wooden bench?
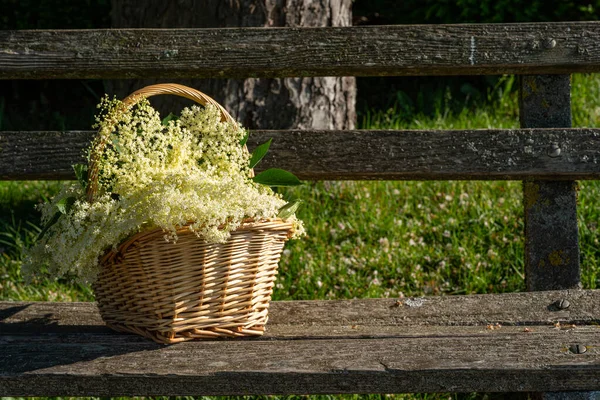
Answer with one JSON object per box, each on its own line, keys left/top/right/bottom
{"left": 1, "top": 23, "right": 600, "bottom": 398}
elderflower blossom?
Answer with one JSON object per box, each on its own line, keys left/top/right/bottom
{"left": 23, "top": 97, "right": 303, "bottom": 284}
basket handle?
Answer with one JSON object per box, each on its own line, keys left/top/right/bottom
{"left": 86, "top": 83, "right": 240, "bottom": 203}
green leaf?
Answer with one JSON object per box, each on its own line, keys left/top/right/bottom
{"left": 252, "top": 168, "right": 302, "bottom": 187}
{"left": 161, "top": 113, "right": 178, "bottom": 125}
{"left": 277, "top": 200, "right": 303, "bottom": 219}
{"left": 240, "top": 130, "right": 250, "bottom": 146}
{"left": 56, "top": 197, "right": 76, "bottom": 215}
{"left": 111, "top": 135, "right": 123, "bottom": 154}
{"left": 72, "top": 164, "right": 88, "bottom": 189}
{"left": 37, "top": 212, "right": 61, "bottom": 240}
{"left": 249, "top": 138, "right": 272, "bottom": 169}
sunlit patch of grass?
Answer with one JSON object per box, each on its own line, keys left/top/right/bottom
{"left": 275, "top": 180, "right": 524, "bottom": 301}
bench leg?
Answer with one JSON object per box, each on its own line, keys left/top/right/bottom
{"left": 520, "top": 75, "right": 580, "bottom": 291}
{"left": 519, "top": 75, "right": 597, "bottom": 399}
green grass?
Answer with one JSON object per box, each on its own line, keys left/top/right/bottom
{"left": 0, "top": 181, "right": 94, "bottom": 301}
{"left": 2, "top": 74, "right": 600, "bottom": 400}
{"left": 275, "top": 179, "right": 525, "bottom": 300}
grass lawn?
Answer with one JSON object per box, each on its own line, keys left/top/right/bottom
{"left": 1, "top": 74, "right": 599, "bottom": 400}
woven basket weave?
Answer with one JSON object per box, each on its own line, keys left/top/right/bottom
{"left": 90, "top": 84, "right": 294, "bottom": 344}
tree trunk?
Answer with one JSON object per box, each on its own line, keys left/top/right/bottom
{"left": 107, "top": 0, "right": 356, "bottom": 130}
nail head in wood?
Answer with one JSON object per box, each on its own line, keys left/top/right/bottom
{"left": 544, "top": 38, "right": 557, "bottom": 49}
{"left": 555, "top": 299, "right": 570, "bottom": 310}
{"left": 569, "top": 344, "right": 587, "bottom": 354}
{"left": 547, "top": 143, "right": 562, "bottom": 158}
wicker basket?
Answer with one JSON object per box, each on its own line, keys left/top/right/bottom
{"left": 89, "top": 84, "right": 294, "bottom": 344}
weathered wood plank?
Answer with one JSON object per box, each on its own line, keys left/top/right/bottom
{"left": 520, "top": 75, "right": 581, "bottom": 291}
{"left": 1, "top": 330, "right": 599, "bottom": 396}
{"left": 2, "top": 23, "right": 600, "bottom": 79}
{"left": 1, "top": 290, "right": 600, "bottom": 396}
{"left": 3, "top": 289, "right": 599, "bottom": 331}
{"left": 3, "top": 128, "right": 600, "bottom": 181}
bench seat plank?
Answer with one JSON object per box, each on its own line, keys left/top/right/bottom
{"left": 3, "top": 129, "right": 600, "bottom": 181}
{"left": 1, "top": 290, "right": 599, "bottom": 396}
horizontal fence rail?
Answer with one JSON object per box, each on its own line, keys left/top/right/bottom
{"left": 1, "top": 290, "right": 599, "bottom": 396}
{"left": 2, "top": 23, "right": 600, "bottom": 79}
{"left": 2, "top": 129, "right": 600, "bottom": 180}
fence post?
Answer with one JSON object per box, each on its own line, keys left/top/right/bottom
{"left": 520, "top": 75, "right": 581, "bottom": 291}
{"left": 520, "top": 75, "right": 594, "bottom": 400}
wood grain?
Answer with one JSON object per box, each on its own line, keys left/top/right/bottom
{"left": 2, "top": 23, "right": 600, "bottom": 79}
{"left": 3, "top": 289, "right": 600, "bottom": 330}
{"left": 1, "top": 290, "right": 599, "bottom": 395}
{"left": 3, "top": 128, "right": 600, "bottom": 181}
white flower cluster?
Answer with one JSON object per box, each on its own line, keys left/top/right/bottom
{"left": 23, "top": 97, "right": 303, "bottom": 284}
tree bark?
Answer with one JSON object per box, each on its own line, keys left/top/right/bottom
{"left": 107, "top": 0, "right": 356, "bottom": 130}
